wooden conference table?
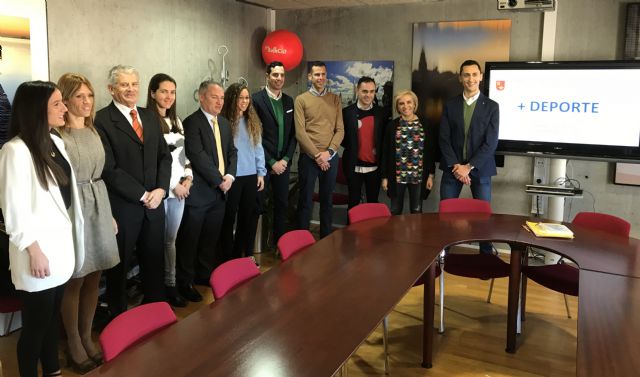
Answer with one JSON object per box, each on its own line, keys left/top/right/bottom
{"left": 87, "top": 213, "right": 640, "bottom": 377}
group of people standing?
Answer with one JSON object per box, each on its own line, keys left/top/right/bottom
{"left": 0, "top": 57, "right": 498, "bottom": 377}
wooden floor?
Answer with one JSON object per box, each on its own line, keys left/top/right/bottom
{"left": 0, "top": 250, "right": 577, "bottom": 377}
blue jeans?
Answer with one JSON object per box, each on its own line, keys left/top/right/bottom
{"left": 296, "top": 154, "right": 339, "bottom": 238}
{"left": 440, "top": 170, "right": 493, "bottom": 253}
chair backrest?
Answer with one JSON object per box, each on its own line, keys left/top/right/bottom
{"left": 278, "top": 230, "right": 316, "bottom": 262}
{"left": 210, "top": 257, "right": 261, "bottom": 300}
{"left": 572, "top": 212, "right": 631, "bottom": 237}
{"left": 100, "top": 302, "right": 176, "bottom": 362}
{"left": 348, "top": 203, "right": 392, "bottom": 224}
{"left": 439, "top": 198, "right": 492, "bottom": 214}
{"left": 336, "top": 158, "right": 347, "bottom": 185}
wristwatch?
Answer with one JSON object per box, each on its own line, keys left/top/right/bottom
{"left": 327, "top": 148, "right": 336, "bottom": 157}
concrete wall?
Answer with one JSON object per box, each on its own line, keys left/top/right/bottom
{"left": 46, "top": 0, "right": 269, "bottom": 119}
{"left": 277, "top": 0, "right": 640, "bottom": 236}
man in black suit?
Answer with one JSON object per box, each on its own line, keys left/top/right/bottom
{"left": 251, "top": 61, "right": 296, "bottom": 244}
{"left": 95, "top": 65, "right": 172, "bottom": 315}
{"left": 341, "top": 76, "right": 386, "bottom": 209}
{"left": 175, "top": 80, "right": 237, "bottom": 302}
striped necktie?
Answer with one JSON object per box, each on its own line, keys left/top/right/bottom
{"left": 130, "top": 109, "right": 143, "bottom": 142}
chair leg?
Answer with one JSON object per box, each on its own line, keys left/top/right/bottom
{"left": 563, "top": 294, "right": 572, "bottom": 319}
{"left": 382, "top": 316, "right": 389, "bottom": 374}
{"left": 487, "top": 278, "right": 495, "bottom": 303}
{"left": 439, "top": 271, "right": 445, "bottom": 334}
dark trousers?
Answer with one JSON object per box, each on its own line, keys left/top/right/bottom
{"left": 390, "top": 182, "right": 422, "bottom": 215}
{"left": 221, "top": 175, "right": 258, "bottom": 260}
{"left": 17, "top": 285, "right": 65, "bottom": 377}
{"left": 106, "top": 206, "right": 166, "bottom": 315}
{"left": 254, "top": 167, "right": 291, "bottom": 244}
{"left": 347, "top": 169, "right": 381, "bottom": 209}
{"left": 296, "top": 154, "right": 339, "bottom": 238}
{"left": 176, "top": 196, "right": 225, "bottom": 285}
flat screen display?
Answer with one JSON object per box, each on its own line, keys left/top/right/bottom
{"left": 484, "top": 61, "right": 640, "bottom": 161}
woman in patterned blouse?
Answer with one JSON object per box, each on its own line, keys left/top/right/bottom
{"left": 381, "top": 90, "right": 436, "bottom": 215}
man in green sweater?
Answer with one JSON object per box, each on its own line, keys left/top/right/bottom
{"left": 294, "top": 61, "right": 345, "bottom": 238}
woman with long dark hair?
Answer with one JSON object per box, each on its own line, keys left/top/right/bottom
{"left": 146, "top": 73, "right": 191, "bottom": 307}
{"left": 0, "top": 81, "right": 85, "bottom": 377}
{"left": 220, "top": 83, "right": 266, "bottom": 261}
{"left": 57, "top": 73, "right": 119, "bottom": 373}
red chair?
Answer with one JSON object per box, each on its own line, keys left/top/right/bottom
{"left": 210, "top": 257, "right": 261, "bottom": 300}
{"left": 347, "top": 203, "right": 391, "bottom": 224}
{"left": 523, "top": 212, "right": 630, "bottom": 318}
{"left": 0, "top": 295, "right": 21, "bottom": 336}
{"left": 277, "top": 230, "right": 316, "bottom": 262}
{"left": 439, "top": 198, "right": 510, "bottom": 332}
{"left": 100, "top": 302, "right": 177, "bottom": 362}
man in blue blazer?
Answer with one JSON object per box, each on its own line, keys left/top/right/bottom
{"left": 251, "top": 61, "right": 296, "bottom": 245}
{"left": 95, "top": 65, "right": 172, "bottom": 315}
{"left": 439, "top": 59, "right": 499, "bottom": 203}
{"left": 175, "top": 80, "right": 237, "bottom": 302}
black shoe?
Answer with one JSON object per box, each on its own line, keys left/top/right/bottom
{"left": 166, "top": 285, "right": 187, "bottom": 307}
{"left": 178, "top": 283, "right": 203, "bottom": 302}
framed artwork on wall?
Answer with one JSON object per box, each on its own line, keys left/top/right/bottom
{"left": 614, "top": 163, "right": 640, "bottom": 186}
{"left": 411, "top": 20, "right": 511, "bottom": 162}
{"left": 306, "top": 60, "right": 394, "bottom": 121}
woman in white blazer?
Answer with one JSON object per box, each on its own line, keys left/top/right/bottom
{"left": 0, "top": 81, "right": 84, "bottom": 377}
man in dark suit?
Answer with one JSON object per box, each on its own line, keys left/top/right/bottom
{"left": 251, "top": 61, "right": 296, "bottom": 244}
{"left": 175, "top": 80, "right": 237, "bottom": 302}
{"left": 341, "top": 76, "right": 386, "bottom": 209}
{"left": 95, "top": 65, "right": 172, "bottom": 315}
{"left": 439, "top": 59, "right": 499, "bottom": 253}
{"left": 439, "top": 59, "right": 499, "bottom": 201}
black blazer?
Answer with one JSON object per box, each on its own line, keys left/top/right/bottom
{"left": 95, "top": 102, "right": 171, "bottom": 219}
{"left": 252, "top": 89, "right": 296, "bottom": 170}
{"left": 182, "top": 109, "right": 237, "bottom": 207}
{"left": 439, "top": 93, "right": 499, "bottom": 178}
{"left": 381, "top": 116, "right": 436, "bottom": 200}
{"left": 341, "top": 103, "right": 386, "bottom": 178}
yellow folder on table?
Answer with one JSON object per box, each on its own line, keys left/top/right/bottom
{"left": 525, "top": 221, "right": 574, "bottom": 239}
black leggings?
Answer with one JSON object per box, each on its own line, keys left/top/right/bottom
{"left": 390, "top": 183, "right": 422, "bottom": 215}
{"left": 18, "top": 284, "right": 65, "bottom": 377}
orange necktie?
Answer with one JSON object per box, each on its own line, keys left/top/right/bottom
{"left": 130, "top": 109, "right": 144, "bottom": 142}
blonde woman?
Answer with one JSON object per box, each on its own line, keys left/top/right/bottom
{"left": 57, "top": 73, "right": 119, "bottom": 372}
{"left": 381, "top": 90, "right": 436, "bottom": 215}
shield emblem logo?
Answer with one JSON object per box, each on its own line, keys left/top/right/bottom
{"left": 496, "top": 80, "right": 505, "bottom": 91}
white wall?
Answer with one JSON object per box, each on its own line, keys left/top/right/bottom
{"left": 46, "top": 0, "right": 270, "bottom": 119}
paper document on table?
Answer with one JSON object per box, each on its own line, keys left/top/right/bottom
{"left": 525, "top": 221, "right": 574, "bottom": 239}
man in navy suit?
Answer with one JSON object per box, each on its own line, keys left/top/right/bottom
{"left": 95, "top": 65, "right": 172, "bottom": 315}
{"left": 175, "top": 80, "right": 237, "bottom": 302}
{"left": 439, "top": 59, "right": 499, "bottom": 203}
{"left": 251, "top": 61, "right": 296, "bottom": 245}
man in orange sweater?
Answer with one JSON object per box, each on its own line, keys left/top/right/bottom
{"left": 294, "top": 61, "right": 344, "bottom": 238}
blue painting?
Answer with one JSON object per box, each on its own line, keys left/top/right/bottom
{"left": 308, "top": 60, "right": 394, "bottom": 118}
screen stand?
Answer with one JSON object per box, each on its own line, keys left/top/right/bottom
{"left": 545, "top": 158, "right": 566, "bottom": 263}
